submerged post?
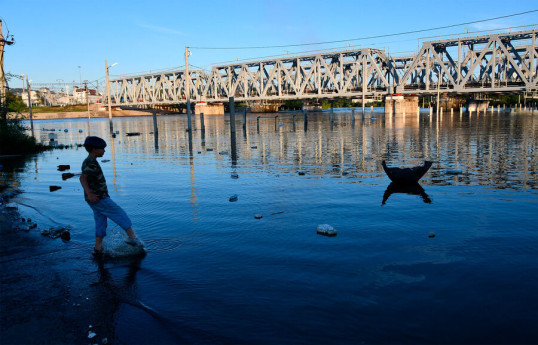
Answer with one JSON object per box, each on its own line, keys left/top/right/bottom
{"left": 152, "top": 110, "right": 159, "bottom": 149}
{"left": 229, "top": 97, "right": 236, "bottom": 133}
{"left": 152, "top": 110, "right": 158, "bottom": 135}
{"left": 330, "top": 106, "right": 334, "bottom": 130}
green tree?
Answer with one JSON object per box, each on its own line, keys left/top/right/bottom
{"left": 6, "top": 92, "right": 27, "bottom": 113}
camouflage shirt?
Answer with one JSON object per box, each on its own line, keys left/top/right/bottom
{"left": 81, "top": 156, "right": 109, "bottom": 202}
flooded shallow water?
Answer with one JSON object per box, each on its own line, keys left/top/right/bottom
{"left": 4, "top": 109, "right": 538, "bottom": 344}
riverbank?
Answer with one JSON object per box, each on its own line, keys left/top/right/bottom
{"left": 0, "top": 187, "right": 118, "bottom": 344}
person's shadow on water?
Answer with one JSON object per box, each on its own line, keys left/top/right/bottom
{"left": 381, "top": 182, "right": 432, "bottom": 206}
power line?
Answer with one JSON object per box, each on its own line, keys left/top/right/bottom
{"left": 190, "top": 10, "right": 538, "bottom": 50}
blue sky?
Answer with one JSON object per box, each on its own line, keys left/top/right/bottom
{"left": 2, "top": 0, "right": 537, "bottom": 88}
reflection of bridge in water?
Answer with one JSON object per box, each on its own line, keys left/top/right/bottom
{"left": 106, "top": 26, "right": 537, "bottom": 109}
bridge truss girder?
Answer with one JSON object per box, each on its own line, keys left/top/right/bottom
{"left": 396, "top": 29, "right": 537, "bottom": 94}
{"left": 202, "top": 48, "right": 392, "bottom": 103}
{"left": 106, "top": 70, "right": 207, "bottom": 107}
{"left": 106, "top": 28, "right": 537, "bottom": 107}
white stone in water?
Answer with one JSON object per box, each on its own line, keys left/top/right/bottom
{"left": 317, "top": 224, "right": 337, "bottom": 237}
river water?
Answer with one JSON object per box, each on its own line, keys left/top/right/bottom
{"left": 4, "top": 109, "right": 538, "bottom": 344}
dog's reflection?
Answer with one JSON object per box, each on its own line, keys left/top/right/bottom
{"left": 382, "top": 182, "right": 432, "bottom": 205}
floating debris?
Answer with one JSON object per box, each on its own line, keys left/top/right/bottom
{"left": 298, "top": 171, "right": 306, "bottom": 176}
{"left": 446, "top": 169, "right": 462, "bottom": 175}
{"left": 428, "top": 233, "right": 436, "bottom": 238}
{"left": 231, "top": 173, "right": 239, "bottom": 179}
{"left": 49, "top": 186, "right": 62, "bottom": 192}
{"left": 229, "top": 194, "right": 238, "bottom": 202}
{"left": 57, "top": 165, "right": 70, "bottom": 171}
{"left": 317, "top": 224, "right": 337, "bottom": 237}
{"left": 197, "top": 151, "right": 202, "bottom": 154}
{"left": 251, "top": 146, "right": 258, "bottom": 149}
{"left": 41, "top": 226, "right": 71, "bottom": 240}
{"left": 101, "top": 159, "right": 110, "bottom": 163}
{"left": 254, "top": 214, "right": 263, "bottom": 219}
{"left": 206, "top": 148, "right": 213, "bottom": 152}
{"left": 62, "top": 173, "right": 75, "bottom": 180}
{"left": 126, "top": 132, "right": 141, "bottom": 136}
{"left": 88, "top": 331, "right": 96, "bottom": 339}
{"left": 79, "top": 129, "right": 83, "bottom": 133}
{"left": 219, "top": 150, "right": 229, "bottom": 155}
{"left": 64, "top": 129, "right": 68, "bottom": 132}
{"left": 5, "top": 203, "right": 17, "bottom": 210}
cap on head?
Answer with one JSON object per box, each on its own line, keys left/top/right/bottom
{"left": 83, "top": 136, "right": 107, "bottom": 150}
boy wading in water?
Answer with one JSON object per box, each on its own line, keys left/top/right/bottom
{"left": 80, "top": 136, "right": 142, "bottom": 256}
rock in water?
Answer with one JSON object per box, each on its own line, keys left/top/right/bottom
{"left": 317, "top": 224, "right": 337, "bottom": 237}
{"left": 62, "top": 173, "right": 75, "bottom": 180}
{"left": 41, "top": 226, "right": 71, "bottom": 239}
{"left": 49, "top": 186, "right": 62, "bottom": 192}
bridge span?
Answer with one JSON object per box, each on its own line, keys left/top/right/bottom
{"left": 105, "top": 26, "right": 537, "bottom": 108}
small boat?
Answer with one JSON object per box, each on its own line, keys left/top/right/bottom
{"left": 126, "top": 132, "right": 141, "bottom": 136}
{"left": 382, "top": 160, "right": 433, "bottom": 184}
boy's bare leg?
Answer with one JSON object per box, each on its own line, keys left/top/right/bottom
{"left": 95, "top": 237, "right": 104, "bottom": 251}
{"left": 125, "top": 227, "right": 137, "bottom": 239}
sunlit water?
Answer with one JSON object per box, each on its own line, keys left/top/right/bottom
{"left": 3, "top": 109, "right": 537, "bottom": 344}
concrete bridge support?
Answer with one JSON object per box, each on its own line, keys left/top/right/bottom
{"left": 385, "top": 95, "right": 419, "bottom": 115}
{"left": 195, "top": 102, "right": 224, "bottom": 115}
{"left": 248, "top": 100, "right": 282, "bottom": 113}
{"left": 466, "top": 100, "right": 490, "bottom": 112}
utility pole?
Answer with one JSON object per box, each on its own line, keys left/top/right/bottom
{"left": 26, "top": 76, "right": 34, "bottom": 137}
{"left": 185, "top": 46, "right": 192, "bottom": 133}
{"left": 85, "top": 81, "right": 90, "bottom": 120}
{"left": 105, "top": 60, "right": 114, "bottom": 133}
{"left": 0, "top": 19, "right": 6, "bottom": 123}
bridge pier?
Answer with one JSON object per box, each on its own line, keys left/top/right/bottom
{"left": 466, "top": 99, "right": 489, "bottom": 112}
{"left": 195, "top": 102, "right": 224, "bottom": 115}
{"left": 385, "top": 95, "right": 419, "bottom": 115}
{"left": 249, "top": 101, "right": 281, "bottom": 113}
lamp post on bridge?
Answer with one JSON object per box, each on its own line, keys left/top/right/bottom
{"left": 105, "top": 60, "right": 118, "bottom": 134}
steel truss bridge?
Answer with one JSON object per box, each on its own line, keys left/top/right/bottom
{"left": 106, "top": 26, "right": 537, "bottom": 107}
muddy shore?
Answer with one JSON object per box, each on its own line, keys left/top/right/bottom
{"left": 0, "top": 187, "right": 129, "bottom": 344}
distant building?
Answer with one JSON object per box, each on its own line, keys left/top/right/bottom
{"left": 73, "top": 87, "right": 100, "bottom": 104}
{"left": 21, "top": 90, "right": 41, "bottom": 106}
